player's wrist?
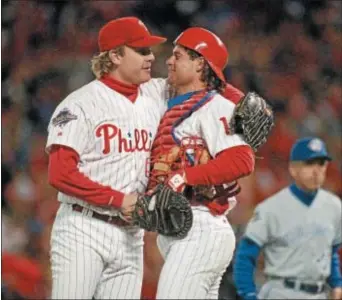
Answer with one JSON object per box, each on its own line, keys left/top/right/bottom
{"left": 108, "top": 191, "right": 125, "bottom": 208}
{"left": 166, "top": 170, "right": 187, "bottom": 193}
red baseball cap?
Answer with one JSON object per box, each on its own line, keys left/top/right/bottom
{"left": 98, "top": 17, "right": 167, "bottom": 51}
{"left": 174, "top": 27, "right": 229, "bottom": 82}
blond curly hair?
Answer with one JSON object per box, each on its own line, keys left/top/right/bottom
{"left": 91, "top": 47, "right": 124, "bottom": 79}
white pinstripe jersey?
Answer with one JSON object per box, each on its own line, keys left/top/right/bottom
{"left": 46, "top": 78, "right": 168, "bottom": 216}
{"left": 173, "top": 92, "right": 250, "bottom": 213}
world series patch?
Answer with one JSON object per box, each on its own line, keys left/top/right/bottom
{"left": 52, "top": 108, "right": 77, "bottom": 128}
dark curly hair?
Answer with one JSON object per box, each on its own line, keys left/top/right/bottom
{"left": 184, "top": 46, "right": 226, "bottom": 93}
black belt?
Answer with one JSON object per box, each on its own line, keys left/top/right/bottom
{"left": 284, "top": 278, "right": 326, "bottom": 294}
{"left": 72, "top": 204, "right": 130, "bottom": 227}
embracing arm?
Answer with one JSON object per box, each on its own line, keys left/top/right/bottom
{"left": 48, "top": 145, "right": 125, "bottom": 208}
{"left": 183, "top": 84, "right": 254, "bottom": 186}
{"left": 184, "top": 144, "right": 254, "bottom": 186}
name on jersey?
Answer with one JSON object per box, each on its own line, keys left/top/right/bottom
{"left": 95, "top": 123, "right": 152, "bottom": 154}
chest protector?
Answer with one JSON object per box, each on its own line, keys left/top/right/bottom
{"left": 151, "top": 91, "right": 208, "bottom": 162}
{"left": 148, "top": 90, "right": 237, "bottom": 215}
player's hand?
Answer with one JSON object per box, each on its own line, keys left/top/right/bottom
{"left": 165, "top": 170, "right": 187, "bottom": 193}
{"left": 332, "top": 287, "right": 342, "bottom": 300}
{"left": 120, "top": 193, "right": 138, "bottom": 221}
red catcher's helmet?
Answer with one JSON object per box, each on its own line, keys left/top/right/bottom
{"left": 174, "top": 27, "right": 229, "bottom": 82}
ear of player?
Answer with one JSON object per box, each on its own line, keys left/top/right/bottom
{"left": 230, "top": 92, "right": 275, "bottom": 152}
{"left": 131, "top": 184, "right": 193, "bottom": 238}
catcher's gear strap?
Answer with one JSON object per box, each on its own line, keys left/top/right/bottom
{"left": 230, "top": 92, "right": 274, "bottom": 152}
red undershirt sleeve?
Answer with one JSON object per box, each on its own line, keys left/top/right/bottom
{"left": 184, "top": 145, "right": 255, "bottom": 186}
{"left": 48, "top": 145, "right": 124, "bottom": 208}
{"left": 221, "top": 83, "right": 244, "bottom": 104}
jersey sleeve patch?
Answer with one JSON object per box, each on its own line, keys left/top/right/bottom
{"left": 52, "top": 108, "right": 78, "bottom": 128}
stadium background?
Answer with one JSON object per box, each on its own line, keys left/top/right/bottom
{"left": 1, "top": 0, "right": 341, "bottom": 299}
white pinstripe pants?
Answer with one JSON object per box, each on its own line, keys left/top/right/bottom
{"left": 50, "top": 203, "right": 144, "bottom": 299}
{"left": 156, "top": 208, "right": 236, "bottom": 299}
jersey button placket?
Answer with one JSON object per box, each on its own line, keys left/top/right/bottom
{"left": 131, "top": 106, "right": 139, "bottom": 190}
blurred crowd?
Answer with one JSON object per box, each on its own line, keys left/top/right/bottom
{"left": 1, "top": 0, "right": 341, "bottom": 299}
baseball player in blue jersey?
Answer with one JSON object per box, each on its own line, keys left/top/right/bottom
{"left": 233, "top": 137, "right": 342, "bottom": 300}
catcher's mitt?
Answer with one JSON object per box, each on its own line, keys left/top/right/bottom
{"left": 132, "top": 184, "right": 193, "bottom": 238}
{"left": 230, "top": 92, "right": 274, "bottom": 152}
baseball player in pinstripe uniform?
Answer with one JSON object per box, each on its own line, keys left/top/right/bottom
{"left": 47, "top": 16, "right": 271, "bottom": 299}
{"left": 46, "top": 17, "right": 169, "bottom": 299}
{"left": 145, "top": 27, "right": 268, "bottom": 300}
{"left": 233, "top": 137, "right": 342, "bottom": 300}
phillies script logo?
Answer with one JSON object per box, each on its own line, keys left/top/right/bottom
{"left": 96, "top": 124, "right": 153, "bottom": 154}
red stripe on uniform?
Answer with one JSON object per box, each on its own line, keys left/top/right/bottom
{"left": 222, "top": 83, "right": 244, "bottom": 104}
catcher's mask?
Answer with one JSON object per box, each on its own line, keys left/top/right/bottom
{"left": 178, "top": 136, "right": 207, "bottom": 167}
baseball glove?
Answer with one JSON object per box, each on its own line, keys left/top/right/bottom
{"left": 230, "top": 92, "right": 275, "bottom": 151}
{"left": 132, "top": 184, "right": 193, "bottom": 238}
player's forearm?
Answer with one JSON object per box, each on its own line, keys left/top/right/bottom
{"left": 184, "top": 145, "right": 254, "bottom": 186}
{"left": 327, "top": 244, "right": 342, "bottom": 288}
{"left": 48, "top": 146, "right": 124, "bottom": 208}
{"left": 233, "top": 237, "right": 261, "bottom": 300}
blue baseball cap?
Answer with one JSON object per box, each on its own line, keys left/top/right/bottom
{"left": 290, "top": 137, "right": 332, "bottom": 162}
